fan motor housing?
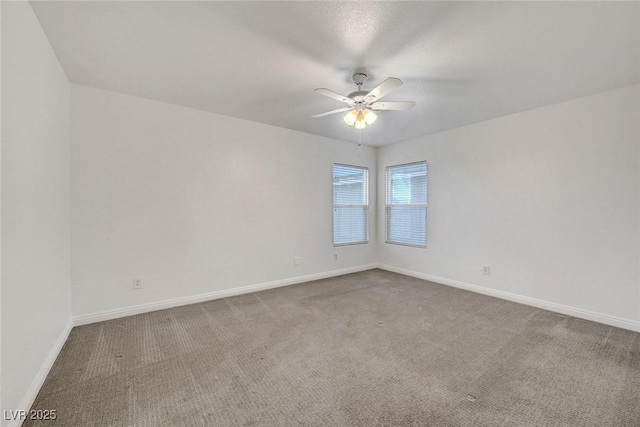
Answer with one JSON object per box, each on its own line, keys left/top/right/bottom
{"left": 348, "top": 90, "right": 370, "bottom": 103}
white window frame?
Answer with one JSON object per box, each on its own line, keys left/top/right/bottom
{"left": 332, "top": 163, "right": 369, "bottom": 247}
{"left": 385, "top": 161, "right": 428, "bottom": 248}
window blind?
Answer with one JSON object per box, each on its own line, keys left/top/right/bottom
{"left": 333, "top": 164, "right": 369, "bottom": 246}
{"left": 386, "top": 162, "right": 427, "bottom": 247}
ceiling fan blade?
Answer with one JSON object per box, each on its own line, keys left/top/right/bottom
{"left": 365, "top": 77, "right": 403, "bottom": 102}
{"left": 314, "top": 88, "right": 355, "bottom": 105}
{"left": 370, "top": 101, "right": 415, "bottom": 111}
{"left": 311, "top": 107, "right": 353, "bottom": 118}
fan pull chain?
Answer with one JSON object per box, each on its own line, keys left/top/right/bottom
{"left": 358, "top": 129, "right": 362, "bottom": 158}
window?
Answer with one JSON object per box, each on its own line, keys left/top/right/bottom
{"left": 386, "top": 162, "right": 427, "bottom": 247}
{"left": 333, "top": 164, "right": 369, "bottom": 246}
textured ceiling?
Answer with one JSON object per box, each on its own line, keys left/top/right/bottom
{"left": 31, "top": 1, "right": 640, "bottom": 147}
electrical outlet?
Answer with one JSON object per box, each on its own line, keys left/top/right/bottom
{"left": 334, "top": 253, "right": 338, "bottom": 261}
{"left": 482, "top": 265, "right": 491, "bottom": 275}
{"left": 133, "top": 278, "right": 143, "bottom": 289}
{"left": 293, "top": 257, "right": 301, "bottom": 266}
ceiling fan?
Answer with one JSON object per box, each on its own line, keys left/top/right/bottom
{"left": 312, "top": 73, "right": 415, "bottom": 129}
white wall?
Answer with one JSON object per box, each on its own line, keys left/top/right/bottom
{"left": 378, "top": 84, "right": 640, "bottom": 327}
{"left": 70, "top": 85, "right": 376, "bottom": 318}
{"left": 1, "top": 2, "right": 71, "bottom": 423}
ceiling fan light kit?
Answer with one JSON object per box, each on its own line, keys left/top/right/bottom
{"left": 312, "top": 73, "right": 415, "bottom": 130}
{"left": 344, "top": 109, "right": 377, "bottom": 128}
{"left": 344, "top": 109, "right": 358, "bottom": 126}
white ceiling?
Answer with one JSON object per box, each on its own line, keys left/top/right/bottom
{"left": 31, "top": 1, "right": 639, "bottom": 147}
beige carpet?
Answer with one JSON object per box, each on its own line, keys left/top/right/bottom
{"left": 26, "top": 269, "right": 640, "bottom": 426}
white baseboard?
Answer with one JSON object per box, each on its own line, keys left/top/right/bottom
{"left": 377, "top": 264, "right": 640, "bottom": 333}
{"left": 7, "top": 318, "right": 73, "bottom": 427}
{"left": 73, "top": 264, "right": 378, "bottom": 326}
